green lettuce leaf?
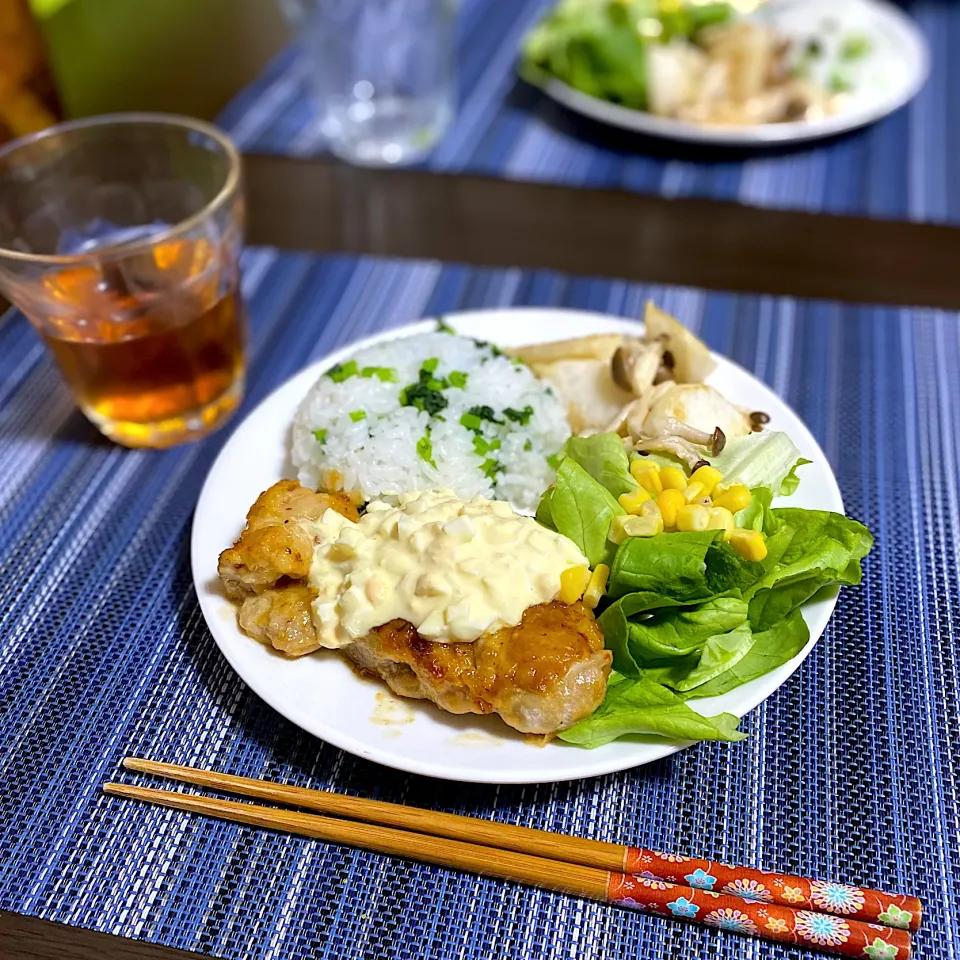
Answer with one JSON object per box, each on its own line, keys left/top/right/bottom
{"left": 602, "top": 596, "right": 748, "bottom": 668}
{"left": 562, "top": 433, "right": 638, "bottom": 499}
{"left": 558, "top": 676, "right": 745, "bottom": 748}
{"left": 535, "top": 486, "right": 557, "bottom": 530}
{"left": 746, "top": 508, "right": 873, "bottom": 630}
{"left": 709, "top": 431, "right": 808, "bottom": 497}
{"left": 633, "top": 654, "right": 701, "bottom": 689}
{"left": 597, "top": 596, "right": 643, "bottom": 676}
{"left": 549, "top": 457, "right": 623, "bottom": 567}
{"left": 683, "top": 607, "right": 810, "bottom": 699}
{"left": 780, "top": 458, "right": 813, "bottom": 496}
{"left": 671, "top": 621, "right": 756, "bottom": 691}
{"left": 608, "top": 530, "right": 764, "bottom": 603}
{"left": 602, "top": 598, "right": 755, "bottom": 692}
{"left": 734, "top": 485, "right": 773, "bottom": 530}
{"left": 659, "top": 1, "right": 733, "bottom": 40}
{"left": 521, "top": 0, "right": 655, "bottom": 109}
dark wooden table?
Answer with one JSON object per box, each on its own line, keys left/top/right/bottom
{"left": 3, "top": 151, "right": 957, "bottom": 960}
{"left": 240, "top": 154, "right": 960, "bottom": 309}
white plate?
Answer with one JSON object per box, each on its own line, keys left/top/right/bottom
{"left": 192, "top": 308, "right": 842, "bottom": 783}
{"left": 529, "top": 0, "right": 929, "bottom": 146}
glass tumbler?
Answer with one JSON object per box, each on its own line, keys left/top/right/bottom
{"left": 283, "top": 0, "right": 456, "bottom": 166}
{"left": 0, "top": 114, "right": 246, "bottom": 449}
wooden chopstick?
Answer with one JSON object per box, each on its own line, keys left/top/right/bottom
{"left": 122, "top": 756, "right": 619, "bottom": 866}
{"left": 104, "top": 781, "right": 913, "bottom": 959}
{"left": 123, "top": 757, "right": 922, "bottom": 934}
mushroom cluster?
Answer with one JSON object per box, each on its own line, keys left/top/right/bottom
{"left": 510, "top": 302, "right": 769, "bottom": 470}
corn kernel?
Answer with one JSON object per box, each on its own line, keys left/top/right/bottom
{"left": 713, "top": 484, "right": 752, "bottom": 514}
{"left": 608, "top": 514, "right": 630, "bottom": 545}
{"left": 729, "top": 528, "right": 768, "bottom": 562}
{"left": 683, "top": 481, "right": 706, "bottom": 503}
{"left": 560, "top": 565, "right": 591, "bottom": 603}
{"left": 583, "top": 563, "right": 610, "bottom": 610}
{"left": 630, "top": 459, "right": 663, "bottom": 494}
{"left": 660, "top": 466, "right": 687, "bottom": 491}
{"left": 641, "top": 471, "right": 664, "bottom": 495}
{"left": 676, "top": 503, "right": 710, "bottom": 532}
{"left": 706, "top": 506, "right": 735, "bottom": 539}
{"left": 619, "top": 488, "right": 652, "bottom": 514}
{"left": 690, "top": 465, "right": 723, "bottom": 496}
{"left": 657, "top": 488, "right": 686, "bottom": 528}
{"left": 633, "top": 500, "right": 664, "bottom": 536}
{"left": 609, "top": 503, "right": 663, "bottom": 542}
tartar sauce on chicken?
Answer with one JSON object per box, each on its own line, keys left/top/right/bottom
{"left": 307, "top": 490, "right": 587, "bottom": 648}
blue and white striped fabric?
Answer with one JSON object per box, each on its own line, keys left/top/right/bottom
{"left": 217, "top": 0, "right": 957, "bottom": 223}
{"left": 1, "top": 250, "right": 958, "bottom": 959}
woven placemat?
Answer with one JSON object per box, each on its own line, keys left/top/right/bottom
{"left": 0, "top": 250, "right": 956, "bottom": 959}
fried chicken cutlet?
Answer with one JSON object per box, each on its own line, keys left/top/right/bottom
{"left": 218, "top": 481, "right": 611, "bottom": 734}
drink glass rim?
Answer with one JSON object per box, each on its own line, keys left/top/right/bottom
{"left": 0, "top": 112, "right": 242, "bottom": 267}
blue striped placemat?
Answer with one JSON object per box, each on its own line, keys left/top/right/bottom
{"left": 218, "top": 0, "right": 957, "bottom": 224}
{"left": 0, "top": 249, "right": 958, "bottom": 959}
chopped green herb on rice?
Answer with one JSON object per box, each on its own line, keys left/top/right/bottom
{"left": 292, "top": 332, "right": 570, "bottom": 510}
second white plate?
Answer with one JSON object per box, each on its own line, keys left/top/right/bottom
{"left": 529, "top": 0, "right": 929, "bottom": 146}
{"left": 192, "top": 308, "right": 842, "bottom": 783}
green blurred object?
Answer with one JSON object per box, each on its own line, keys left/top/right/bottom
{"left": 29, "top": 0, "right": 290, "bottom": 120}
{"left": 520, "top": 0, "right": 734, "bottom": 111}
{"left": 29, "top": 0, "right": 74, "bottom": 16}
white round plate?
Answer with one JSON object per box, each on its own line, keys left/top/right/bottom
{"left": 192, "top": 308, "right": 842, "bottom": 783}
{"left": 529, "top": 0, "right": 928, "bottom": 146}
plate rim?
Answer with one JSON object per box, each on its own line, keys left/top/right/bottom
{"left": 527, "top": 0, "right": 930, "bottom": 146}
{"left": 191, "top": 307, "right": 843, "bottom": 783}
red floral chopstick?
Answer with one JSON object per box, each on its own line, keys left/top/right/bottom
{"left": 622, "top": 848, "right": 921, "bottom": 933}
{"left": 608, "top": 873, "right": 911, "bottom": 958}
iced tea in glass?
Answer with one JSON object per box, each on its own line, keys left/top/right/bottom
{"left": 0, "top": 114, "right": 246, "bottom": 447}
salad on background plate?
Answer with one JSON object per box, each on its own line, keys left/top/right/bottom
{"left": 519, "top": 0, "right": 928, "bottom": 145}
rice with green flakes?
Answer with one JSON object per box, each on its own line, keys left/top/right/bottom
{"left": 291, "top": 332, "right": 570, "bottom": 511}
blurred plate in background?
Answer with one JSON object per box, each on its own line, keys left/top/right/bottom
{"left": 528, "top": 0, "right": 929, "bottom": 147}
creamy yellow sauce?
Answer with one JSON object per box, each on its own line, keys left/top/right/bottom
{"left": 306, "top": 490, "right": 588, "bottom": 648}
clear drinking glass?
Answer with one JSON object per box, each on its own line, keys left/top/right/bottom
{"left": 0, "top": 114, "right": 246, "bottom": 449}
{"left": 283, "top": 0, "right": 456, "bottom": 166}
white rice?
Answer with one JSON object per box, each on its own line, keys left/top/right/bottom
{"left": 291, "top": 332, "right": 570, "bottom": 511}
